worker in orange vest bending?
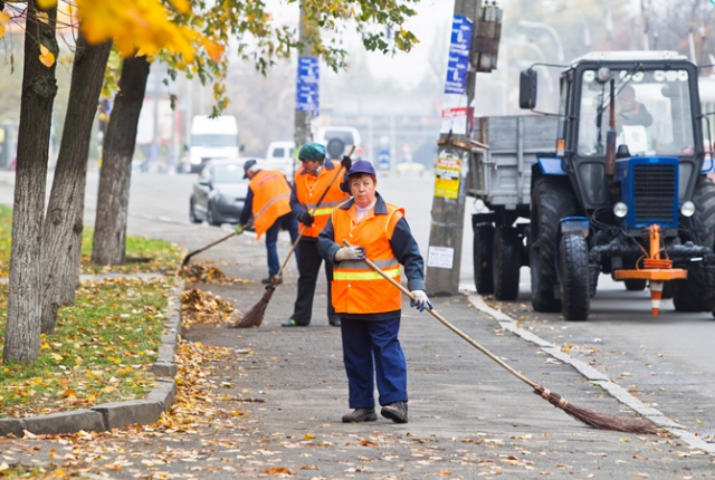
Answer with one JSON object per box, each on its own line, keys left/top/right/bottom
{"left": 317, "top": 160, "right": 430, "bottom": 424}
{"left": 236, "top": 159, "right": 299, "bottom": 284}
{"left": 283, "top": 143, "right": 350, "bottom": 327}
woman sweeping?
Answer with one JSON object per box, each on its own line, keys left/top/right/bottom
{"left": 317, "top": 160, "right": 431, "bottom": 424}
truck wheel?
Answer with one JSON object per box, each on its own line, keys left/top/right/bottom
{"left": 624, "top": 279, "right": 646, "bottom": 291}
{"left": 530, "top": 177, "right": 577, "bottom": 312}
{"left": 473, "top": 223, "right": 494, "bottom": 294}
{"left": 493, "top": 226, "right": 520, "bottom": 301}
{"left": 690, "top": 175, "right": 715, "bottom": 247}
{"left": 559, "top": 233, "right": 590, "bottom": 321}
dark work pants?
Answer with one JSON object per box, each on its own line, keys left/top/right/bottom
{"left": 341, "top": 316, "right": 407, "bottom": 409}
{"left": 265, "top": 212, "right": 299, "bottom": 277}
{"left": 291, "top": 238, "right": 337, "bottom": 325}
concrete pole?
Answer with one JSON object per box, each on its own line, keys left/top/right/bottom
{"left": 425, "top": 0, "right": 481, "bottom": 296}
{"left": 294, "top": 1, "right": 316, "bottom": 150}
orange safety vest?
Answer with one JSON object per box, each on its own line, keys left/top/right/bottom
{"left": 295, "top": 160, "right": 349, "bottom": 238}
{"left": 249, "top": 169, "right": 292, "bottom": 239}
{"left": 330, "top": 202, "right": 405, "bottom": 315}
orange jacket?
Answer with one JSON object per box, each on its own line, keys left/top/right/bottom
{"left": 249, "top": 169, "right": 292, "bottom": 239}
{"left": 330, "top": 201, "right": 405, "bottom": 315}
{"left": 293, "top": 160, "right": 349, "bottom": 238}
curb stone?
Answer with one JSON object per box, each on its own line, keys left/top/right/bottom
{"left": 0, "top": 277, "right": 184, "bottom": 437}
{"left": 468, "top": 294, "right": 715, "bottom": 455}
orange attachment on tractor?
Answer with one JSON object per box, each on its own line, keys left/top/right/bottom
{"left": 612, "top": 225, "right": 687, "bottom": 316}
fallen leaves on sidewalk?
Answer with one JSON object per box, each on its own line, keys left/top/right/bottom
{"left": 179, "top": 263, "right": 245, "bottom": 285}
{"left": 180, "top": 287, "right": 235, "bottom": 328}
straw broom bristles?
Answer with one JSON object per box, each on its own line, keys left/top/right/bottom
{"left": 228, "top": 277, "right": 280, "bottom": 328}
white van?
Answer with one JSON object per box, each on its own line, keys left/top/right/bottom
{"left": 314, "top": 126, "right": 363, "bottom": 160}
{"left": 265, "top": 140, "right": 295, "bottom": 181}
{"left": 187, "top": 115, "right": 239, "bottom": 173}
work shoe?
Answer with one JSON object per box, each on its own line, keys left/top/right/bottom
{"left": 381, "top": 402, "right": 408, "bottom": 424}
{"left": 342, "top": 408, "right": 377, "bottom": 423}
{"left": 282, "top": 318, "right": 308, "bottom": 327}
{"left": 329, "top": 317, "right": 341, "bottom": 327}
{"left": 261, "top": 276, "right": 283, "bottom": 285}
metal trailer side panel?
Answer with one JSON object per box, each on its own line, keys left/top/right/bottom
{"left": 466, "top": 115, "right": 560, "bottom": 209}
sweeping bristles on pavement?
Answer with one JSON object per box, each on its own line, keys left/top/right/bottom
{"left": 228, "top": 277, "right": 280, "bottom": 328}
{"left": 344, "top": 240, "right": 662, "bottom": 435}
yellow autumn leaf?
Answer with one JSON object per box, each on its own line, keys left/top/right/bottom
{"left": 37, "top": 0, "right": 57, "bottom": 9}
{"left": 0, "top": 25, "right": 5, "bottom": 40}
{"left": 36, "top": 11, "right": 50, "bottom": 24}
{"left": 39, "top": 44, "right": 55, "bottom": 68}
{"left": 303, "top": 433, "right": 315, "bottom": 440}
{"left": 51, "top": 353, "right": 64, "bottom": 362}
{"left": 0, "top": 11, "right": 10, "bottom": 23}
{"left": 169, "top": 0, "right": 191, "bottom": 14}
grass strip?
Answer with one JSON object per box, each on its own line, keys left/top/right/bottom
{"left": 0, "top": 277, "right": 174, "bottom": 417}
{"left": 0, "top": 205, "right": 182, "bottom": 277}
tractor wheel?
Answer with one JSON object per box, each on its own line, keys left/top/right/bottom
{"left": 673, "top": 176, "right": 715, "bottom": 311}
{"left": 624, "top": 279, "right": 646, "bottom": 291}
{"left": 559, "top": 233, "right": 590, "bottom": 321}
{"left": 493, "top": 226, "right": 521, "bottom": 301}
{"left": 530, "top": 177, "right": 577, "bottom": 312}
{"left": 473, "top": 223, "right": 495, "bottom": 294}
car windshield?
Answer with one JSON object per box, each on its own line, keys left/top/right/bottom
{"left": 324, "top": 131, "right": 354, "bottom": 144}
{"left": 191, "top": 134, "right": 237, "bottom": 147}
{"left": 211, "top": 164, "right": 245, "bottom": 183}
{"left": 578, "top": 68, "right": 695, "bottom": 157}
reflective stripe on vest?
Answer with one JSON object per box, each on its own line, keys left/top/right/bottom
{"left": 333, "top": 266, "right": 401, "bottom": 281}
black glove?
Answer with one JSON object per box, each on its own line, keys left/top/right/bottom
{"left": 341, "top": 155, "right": 352, "bottom": 171}
{"left": 300, "top": 212, "right": 315, "bottom": 226}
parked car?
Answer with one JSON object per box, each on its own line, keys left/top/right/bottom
{"left": 395, "top": 161, "right": 426, "bottom": 177}
{"left": 314, "top": 126, "right": 363, "bottom": 159}
{"left": 265, "top": 140, "right": 296, "bottom": 181}
{"left": 189, "top": 158, "right": 257, "bottom": 226}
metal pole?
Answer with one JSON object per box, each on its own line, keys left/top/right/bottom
{"left": 425, "top": 0, "right": 481, "bottom": 296}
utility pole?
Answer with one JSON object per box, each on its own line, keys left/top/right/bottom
{"left": 425, "top": 0, "right": 501, "bottom": 296}
{"left": 294, "top": 2, "right": 319, "bottom": 151}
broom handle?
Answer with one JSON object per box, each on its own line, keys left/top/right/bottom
{"left": 342, "top": 239, "right": 538, "bottom": 390}
{"left": 273, "top": 147, "right": 355, "bottom": 278}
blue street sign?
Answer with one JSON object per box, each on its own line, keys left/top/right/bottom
{"left": 377, "top": 149, "right": 391, "bottom": 170}
{"left": 296, "top": 56, "right": 319, "bottom": 113}
{"left": 444, "top": 15, "right": 473, "bottom": 95}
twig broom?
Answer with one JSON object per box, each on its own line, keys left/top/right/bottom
{"left": 181, "top": 221, "right": 254, "bottom": 267}
{"left": 229, "top": 149, "right": 354, "bottom": 328}
{"left": 344, "top": 239, "right": 660, "bottom": 435}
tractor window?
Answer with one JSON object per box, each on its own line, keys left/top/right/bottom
{"left": 577, "top": 69, "right": 695, "bottom": 158}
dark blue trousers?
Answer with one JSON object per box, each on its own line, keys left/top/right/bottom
{"left": 340, "top": 316, "right": 408, "bottom": 409}
{"left": 265, "top": 212, "right": 298, "bottom": 277}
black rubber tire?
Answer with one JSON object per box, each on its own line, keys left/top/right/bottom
{"left": 530, "top": 177, "right": 577, "bottom": 312}
{"left": 673, "top": 176, "right": 715, "bottom": 312}
{"left": 473, "top": 223, "right": 495, "bottom": 294}
{"left": 624, "top": 279, "right": 646, "bottom": 291}
{"left": 559, "top": 233, "right": 590, "bottom": 321}
{"left": 493, "top": 226, "right": 521, "bottom": 301}
{"left": 189, "top": 198, "right": 202, "bottom": 224}
{"left": 207, "top": 203, "right": 222, "bottom": 227}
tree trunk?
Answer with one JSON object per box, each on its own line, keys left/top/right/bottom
{"left": 3, "top": 2, "right": 58, "bottom": 364}
{"left": 92, "top": 55, "right": 150, "bottom": 265}
{"left": 40, "top": 33, "right": 112, "bottom": 334}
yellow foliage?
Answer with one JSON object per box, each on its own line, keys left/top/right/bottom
{"left": 39, "top": 44, "right": 56, "bottom": 67}
{"left": 36, "top": 0, "right": 57, "bottom": 9}
{"left": 0, "top": 12, "right": 10, "bottom": 23}
{"left": 0, "top": 25, "right": 5, "bottom": 40}
{"left": 74, "top": 0, "right": 223, "bottom": 64}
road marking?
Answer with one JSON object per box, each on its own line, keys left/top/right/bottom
{"left": 468, "top": 293, "right": 715, "bottom": 454}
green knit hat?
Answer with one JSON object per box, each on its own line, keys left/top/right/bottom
{"left": 298, "top": 143, "right": 326, "bottom": 162}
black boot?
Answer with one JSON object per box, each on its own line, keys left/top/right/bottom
{"left": 342, "top": 408, "right": 377, "bottom": 423}
{"left": 381, "top": 402, "right": 408, "bottom": 423}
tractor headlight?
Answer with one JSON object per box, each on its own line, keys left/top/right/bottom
{"left": 613, "top": 202, "right": 628, "bottom": 218}
{"left": 681, "top": 201, "right": 696, "bottom": 217}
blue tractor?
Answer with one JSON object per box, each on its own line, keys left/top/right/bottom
{"left": 469, "top": 51, "right": 715, "bottom": 321}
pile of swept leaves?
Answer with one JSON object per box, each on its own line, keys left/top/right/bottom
{"left": 178, "top": 263, "right": 243, "bottom": 284}
{"left": 0, "top": 278, "right": 173, "bottom": 417}
{"left": 180, "top": 288, "right": 235, "bottom": 328}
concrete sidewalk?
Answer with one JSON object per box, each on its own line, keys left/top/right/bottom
{"left": 1, "top": 220, "right": 713, "bottom": 478}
